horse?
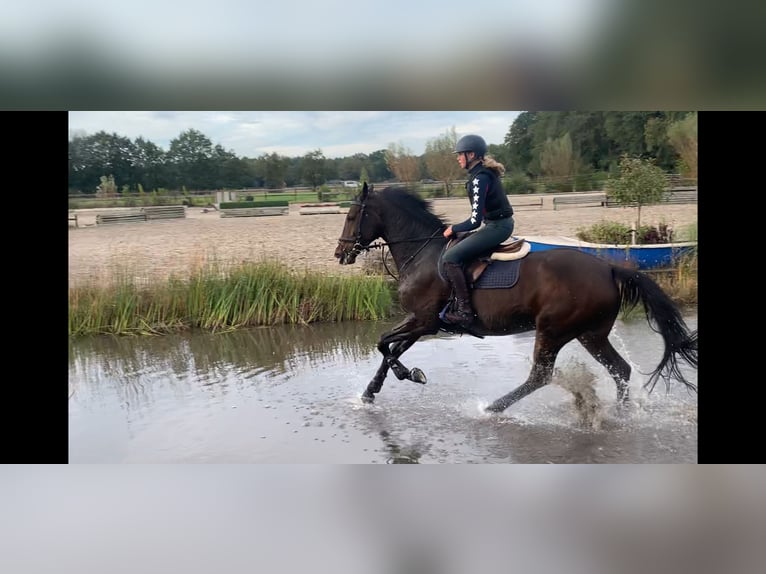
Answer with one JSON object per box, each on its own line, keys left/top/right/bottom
{"left": 334, "top": 183, "right": 698, "bottom": 413}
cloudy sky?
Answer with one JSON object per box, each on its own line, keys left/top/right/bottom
{"left": 68, "top": 111, "right": 522, "bottom": 159}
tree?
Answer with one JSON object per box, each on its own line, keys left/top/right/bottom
{"left": 644, "top": 111, "right": 691, "bottom": 171}
{"left": 69, "top": 133, "right": 96, "bottom": 193}
{"left": 301, "top": 149, "right": 327, "bottom": 191}
{"left": 423, "top": 127, "right": 463, "bottom": 196}
{"left": 666, "top": 112, "right": 697, "bottom": 179}
{"left": 133, "top": 137, "right": 168, "bottom": 191}
{"left": 166, "top": 129, "right": 216, "bottom": 189}
{"left": 337, "top": 153, "right": 366, "bottom": 180}
{"left": 258, "top": 152, "right": 290, "bottom": 189}
{"left": 68, "top": 131, "right": 137, "bottom": 193}
{"left": 606, "top": 154, "right": 668, "bottom": 242}
{"left": 486, "top": 143, "right": 510, "bottom": 168}
{"left": 603, "top": 111, "right": 652, "bottom": 158}
{"left": 385, "top": 142, "right": 419, "bottom": 186}
{"left": 359, "top": 165, "right": 371, "bottom": 186}
{"left": 366, "top": 150, "right": 392, "bottom": 182}
{"left": 209, "top": 144, "right": 244, "bottom": 189}
{"left": 217, "top": 153, "right": 255, "bottom": 189}
{"left": 96, "top": 174, "right": 118, "bottom": 197}
{"left": 504, "top": 111, "right": 537, "bottom": 175}
{"left": 539, "top": 132, "right": 582, "bottom": 190}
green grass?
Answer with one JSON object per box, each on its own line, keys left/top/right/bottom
{"left": 69, "top": 261, "right": 394, "bottom": 337}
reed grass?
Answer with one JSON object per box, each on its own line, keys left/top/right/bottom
{"left": 70, "top": 255, "right": 696, "bottom": 337}
{"left": 620, "top": 249, "right": 698, "bottom": 320}
{"left": 69, "top": 261, "right": 394, "bottom": 337}
{"left": 650, "top": 249, "right": 699, "bottom": 306}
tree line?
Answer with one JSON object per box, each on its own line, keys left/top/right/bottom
{"left": 68, "top": 112, "right": 696, "bottom": 195}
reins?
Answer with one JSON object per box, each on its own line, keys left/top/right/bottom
{"left": 338, "top": 231, "right": 443, "bottom": 281}
{"left": 337, "top": 193, "right": 443, "bottom": 281}
{"left": 381, "top": 229, "right": 443, "bottom": 280}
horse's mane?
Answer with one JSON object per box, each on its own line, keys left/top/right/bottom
{"left": 371, "top": 186, "right": 445, "bottom": 232}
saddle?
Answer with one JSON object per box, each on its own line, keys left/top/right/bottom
{"left": 447, "top": 235, "right": 530, "bottom": 284}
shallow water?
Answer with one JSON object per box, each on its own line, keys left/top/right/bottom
{"left": 69, "top": 312, "right": 698, "bottom": 463}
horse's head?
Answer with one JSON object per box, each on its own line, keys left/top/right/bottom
{"left": 335, "top": 182, "right": 381, "bottom": 265}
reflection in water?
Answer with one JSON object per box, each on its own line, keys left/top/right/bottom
{"left": 69, "top": 313, "right": 697, "bottom": 463}
{"left": 70, "top": 320, "right": 385, "bottom": 374}
{"left": 69, "top": 320, "right": 389, "bottom": 399}
{"left": 380, "top": 430, "right": 422, "bottom": 464}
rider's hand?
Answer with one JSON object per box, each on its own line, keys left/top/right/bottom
{"left": 443, "top": 225, "right": 453, "bottom": 238}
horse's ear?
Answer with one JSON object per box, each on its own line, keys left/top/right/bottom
{"left": 362, "top": 181, "right": 370, "bottom": 199}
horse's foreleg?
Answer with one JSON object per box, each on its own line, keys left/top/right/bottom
{"left": 362, "top": 338, "right": 420, "bottom": 403}
{"left": 361, "top": 315, "right": 437, "bottom": 403}
{"left": 486, "top": 345, "right": 559, "bottom": 413}
{"left": 385, "top": 340, "right": 427, "bottom": 383}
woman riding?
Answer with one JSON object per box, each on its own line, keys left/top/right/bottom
{"left": 442, "top": 134, "right": 514, "bottom": 327}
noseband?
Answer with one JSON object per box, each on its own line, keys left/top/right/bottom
{"left": 337, "top": 198, "right": 369, "bottom": 259}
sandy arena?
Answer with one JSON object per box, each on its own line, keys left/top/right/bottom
{"left": 68, "top": 196, "right": 698, "bottom": 287}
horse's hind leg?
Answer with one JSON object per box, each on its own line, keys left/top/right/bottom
{"left": 486, "top": 341, "right": 561, "bottom": 413}
{"left": 577, "top": 332, "right": 632, "bottom": 409}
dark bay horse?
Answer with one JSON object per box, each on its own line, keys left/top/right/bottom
{"left": 334, "top": 183, "right": 698, "bottom": 413}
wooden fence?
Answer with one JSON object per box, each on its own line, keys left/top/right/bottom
{"left": 142, "top": 205, "right": 187, "bottom": 220}
{"left": 220, "top": 206, "right": 290, "bottom": 217}
{"left": 604, "top": 188, "right": 698, "bottom": 208}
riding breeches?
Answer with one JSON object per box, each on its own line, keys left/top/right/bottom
{"left": 442, "top": 216, "right": 515, "bottom": 265}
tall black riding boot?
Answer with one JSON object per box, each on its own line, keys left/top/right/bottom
{"left": 443, "top": 262, "right": 475, "bottom": 327}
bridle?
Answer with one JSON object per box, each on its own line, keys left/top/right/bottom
{"left": 337, "top": 196, "right": 443, "bottom": 280}
{"left": 336, "top": 198, "right": 371, "bottom": 262}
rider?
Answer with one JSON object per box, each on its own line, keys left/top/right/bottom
{"left": 442, "top": 134, "right": 514, "bottom": 327}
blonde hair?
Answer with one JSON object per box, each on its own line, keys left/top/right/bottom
{"left": 482, "top": 156, "right": 506, "bottom": 176}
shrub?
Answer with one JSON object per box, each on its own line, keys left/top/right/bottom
{"left": 502, "top": 173, "right": 534, "bottom": 194}
{"left": 575, "top": 221, "right": 676, "bottom": 244}
{"left": 576, "top": 221, "right": 633, "bottom": 243}
{"left": 317, "top": 185, "right": 332, "bottom": 201}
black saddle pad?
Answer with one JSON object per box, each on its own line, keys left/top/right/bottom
{"left": 473, "top": 259, "right": 521, "bottom": 289}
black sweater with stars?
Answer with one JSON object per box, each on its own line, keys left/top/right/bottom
{"left": 451, "top": 162, "right": 513, "bottom": 234}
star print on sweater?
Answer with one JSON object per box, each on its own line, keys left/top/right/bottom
{"left": 470, "top": 178, "right": 481, "bottom": 223}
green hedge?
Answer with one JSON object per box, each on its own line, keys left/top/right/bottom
{"left": 220, "top": 200, "right": 289, "bottom": 209}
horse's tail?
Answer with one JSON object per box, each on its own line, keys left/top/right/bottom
{"left": 612, "top": 266, "right": 698, "bottom": 394}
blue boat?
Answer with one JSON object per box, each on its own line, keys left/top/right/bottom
{"left": 521, "top": 235, "right": 697, "bottom": 270}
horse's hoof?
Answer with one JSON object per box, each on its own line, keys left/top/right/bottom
{"left": 485, "top": 402, "right": 505, "bottom": 414}
{"left": 409, "top": 368, "right": 427, "bottom": 384}
{"left": 361, "top": 393, "right": 375, "bottom": 404}
{"left": 615, "top": 400, "right": 632, "bottom": 417}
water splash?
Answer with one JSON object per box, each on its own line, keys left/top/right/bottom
{"left": 551, "top": 361, "right": 603, "bottom": 430}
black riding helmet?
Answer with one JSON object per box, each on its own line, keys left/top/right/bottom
{"left": 454, "top": 134, "right": 487, "bottom": 158}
